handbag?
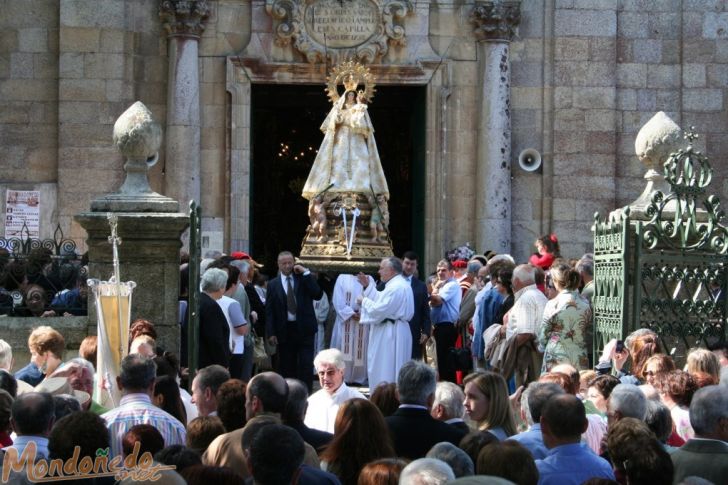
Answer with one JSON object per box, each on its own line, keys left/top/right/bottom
{"left": 425, "top": 337, "right": 437, "bottom": 369}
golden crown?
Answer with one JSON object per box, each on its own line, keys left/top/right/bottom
{"left": 325, "top": 61, "right": 376, "bottom": 104}
{"left": 343, "top": 75, "right": 359, "bottom": 93}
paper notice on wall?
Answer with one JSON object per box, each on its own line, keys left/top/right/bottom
{"left": 5, "top": 190, "right": 40, "bottom": 238}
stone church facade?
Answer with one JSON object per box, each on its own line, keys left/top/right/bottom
{"left": 2, "top": 0, "right": 728, "bottom": 269}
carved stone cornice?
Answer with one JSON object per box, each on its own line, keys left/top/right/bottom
{"left": 159, "top": 0, "right": 211, "bottom": 39}
{"left": 470, "top": 1, "right": 521, "bottom": 42}
{"left": 266, "top": 0, "right": 413, "bottom": 64}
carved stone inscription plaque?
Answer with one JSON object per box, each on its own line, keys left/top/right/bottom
{"left": 305, "top": 0, "right": 380, "bottom": 48}
{"left": 267, "top": 0, "right": 412, "bottom": 62}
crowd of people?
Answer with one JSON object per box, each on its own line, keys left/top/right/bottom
{"left": 0, "top": 236, "right": 727, "bottom": 484}
{"left": 0, "top": 247, "right": 88, "bottom": 317}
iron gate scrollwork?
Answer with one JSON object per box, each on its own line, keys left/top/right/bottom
{"left": 0, "top": 222, "right": 87, "bottom": 317}
{"left": 593, "top": 131, "right": 728, "bottom": 360}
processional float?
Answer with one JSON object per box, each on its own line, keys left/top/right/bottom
{"left": 298, "top": 61, "right": 395, "bottom": 273}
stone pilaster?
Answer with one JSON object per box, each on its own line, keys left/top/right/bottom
{"left": 471, "top": 1, "right": 520, "bottom": 254}
{"left": 159, "top": 0, "right": 210, "bottom": 208}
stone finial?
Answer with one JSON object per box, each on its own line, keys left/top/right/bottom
{"left": 90, "top": 101, "right": 178, "bottom": 212}
{"left": 610, "top": 111, "right": 685, "bottom": 222}
{"left": 159, "top": 0, "right": 211, "bottom": 38}
{"left": 635, "top": 111, "right": 683, "bottom": 173}
{"left": 470, "top": 1, "right": 521, "bottom": 42}
{"left": 113, "top": 101, "right": 162, "bottom": 162}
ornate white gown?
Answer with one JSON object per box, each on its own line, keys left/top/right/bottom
{"left": 302, "top": 95, "right": 389, "bottom": 200}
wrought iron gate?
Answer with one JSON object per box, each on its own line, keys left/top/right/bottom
{"left": 187, "top": 201, "right": 202, "bottom": 378}
{"left": 593, "top": 132, "right": 728, "bottom": 360}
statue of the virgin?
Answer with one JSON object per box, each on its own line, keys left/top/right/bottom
{"left": 298, "top": 62, "right": 394, "bottom": 272}
{"left": 301, "top": 66, "right": 389, "bottom": 200}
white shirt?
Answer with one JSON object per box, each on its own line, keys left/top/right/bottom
{"left": 218, "top": 295, "right": 247, "bottom": 354}
{"left": 507, "top": 284, "right": 548, "bottom": 338}
{"left": 304, "top": 382, "right": 365, "bottom": 433}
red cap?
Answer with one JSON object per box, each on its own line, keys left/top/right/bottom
{"left": 453, "top": 259, "right": 468, "bottom": 269}
{"left": 231, "top": 251, "right": 251, "bottom": 260}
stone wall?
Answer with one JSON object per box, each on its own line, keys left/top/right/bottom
{"left": 57, "top": 0, "right": 169, "bottom": 247}
{"left": 0, "top": 0, "right": 59, "bottom": 234}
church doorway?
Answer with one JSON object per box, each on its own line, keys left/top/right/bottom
{"left": 250, "top": 83, "right": 426, "bottom": 276}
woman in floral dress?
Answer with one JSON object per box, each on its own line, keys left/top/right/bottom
{"left": 538, "top": 260, "right": 592, "bottom": 373}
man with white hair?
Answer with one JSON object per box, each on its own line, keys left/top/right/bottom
{"left": 671, "top": 385, "right": 728, "bottom": 484}
{"left": 304, "top": 348, "right": 364, "bottom": 433}
{"left": 575, "top": 255, "right": 594, "bottom": 303}
{"left": 0, "top": 340, "right": 12, "bottom": 371}
{"left": 356, "top": 257, "right": 414, "bottom": 388}
{"left": 430, "top": 381, "right": 468, "bottom": 435}
{"left": 399, "top": 458, "right": 455, "bottom": 485}
{"left": 503, "top": 264, "right": 547, "bottom": 386}
{"left": 386, "top": 361, "right": 465, "bottom": 459}
{"left": 606, "top": 383, "right": 647, "bottom": 428}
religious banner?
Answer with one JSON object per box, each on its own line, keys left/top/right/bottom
{"left": 5, "top": 189, "right": 40, "bottom": 238}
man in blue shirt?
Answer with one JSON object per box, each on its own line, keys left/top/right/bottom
{"left": 508, "top": 382, "right": 564, "bottom": 459}
{"left": 536, "top": 394, "right": 614, "bottom": 485}
{"left": 429, "top": 259, "right": 462, "bottom": 383}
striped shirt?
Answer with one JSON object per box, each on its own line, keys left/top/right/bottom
{"left": 102, "top": 393, "right": 186, "bottom": 457}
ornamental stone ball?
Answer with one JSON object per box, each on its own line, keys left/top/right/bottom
{"left": 113, "top": 101, "right": 162, "bottom": 163}
{"left": 635, "top": 112, "right": 682, "bottom": 173}
{"left": 89, "top": 101, "right": 178, "bottom": 212}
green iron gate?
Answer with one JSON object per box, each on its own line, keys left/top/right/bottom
{"left": 593, "top": 132, "right": 728, "bottom": 360}
{"left": 187, "top": 201, "right": 202, "bottom": 379}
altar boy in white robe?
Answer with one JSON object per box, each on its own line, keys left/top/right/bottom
{"left": 357, "top": 257, "right": 414, "bottom": 389}
{"left": 331, "top": 273, "right": 374, "bottom": 384}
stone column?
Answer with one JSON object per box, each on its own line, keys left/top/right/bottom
{"left": 159, "top": 0, "right": 210, "bottom": 207}
{"left": 471, "top": 1, "right": 520, "bottom": 254}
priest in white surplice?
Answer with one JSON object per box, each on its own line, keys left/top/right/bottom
{"left": 331, "top": 274, "right": 373, "bottom": 384}
{"left": 357, "top": 257, "right": 414, "bottom": 389}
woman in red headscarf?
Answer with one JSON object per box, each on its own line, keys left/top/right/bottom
{"left": 529, "top": 234, "right": 560, "bottom": 271}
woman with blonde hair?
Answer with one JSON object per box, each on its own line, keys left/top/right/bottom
{"left": 538, "top": 260, "right": 592, "bottom": 373}
{"left": 462, "top": 371, "right": 516, "bottom": 440}
{"left": 685, "top": 348, "right": 720, "bottom": 383}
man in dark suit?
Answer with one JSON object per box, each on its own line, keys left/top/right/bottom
{"left": 283, "top": 378, "right": 333, "bottom": 453}
{"left": 385, "top": 360, "right": 466, "bottom": 460}
{"left": 431, "top": 381, "right": 470, "bottom": 435}
{"left": 402, "top": 251, "right": 431, "bottom": 359}
{"left": 265, "top": 251, "right": 322, "bottom": 390}
{"left": 671, "top": 385, "right": 728, "bottom": 484}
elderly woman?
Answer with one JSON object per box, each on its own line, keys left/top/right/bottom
{"left": 50, "top": 357, "right": 108, "bottom": 414}
{"left": 538, "top": 260, "right": 592, "bottom": 373}
{"left": 198, "top": 268, "right": 231, "bottom": 369}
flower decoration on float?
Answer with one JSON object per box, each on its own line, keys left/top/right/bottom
{"left": 445, "top": 243, "right": 475, "bottom": 263}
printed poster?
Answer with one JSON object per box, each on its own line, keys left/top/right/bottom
{"left": 5, "top": 190, "right": 40, "bottom": 238}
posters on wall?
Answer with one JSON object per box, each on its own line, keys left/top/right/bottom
{"left": 5, "top": 190, "right": 40, "bottom": 239}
